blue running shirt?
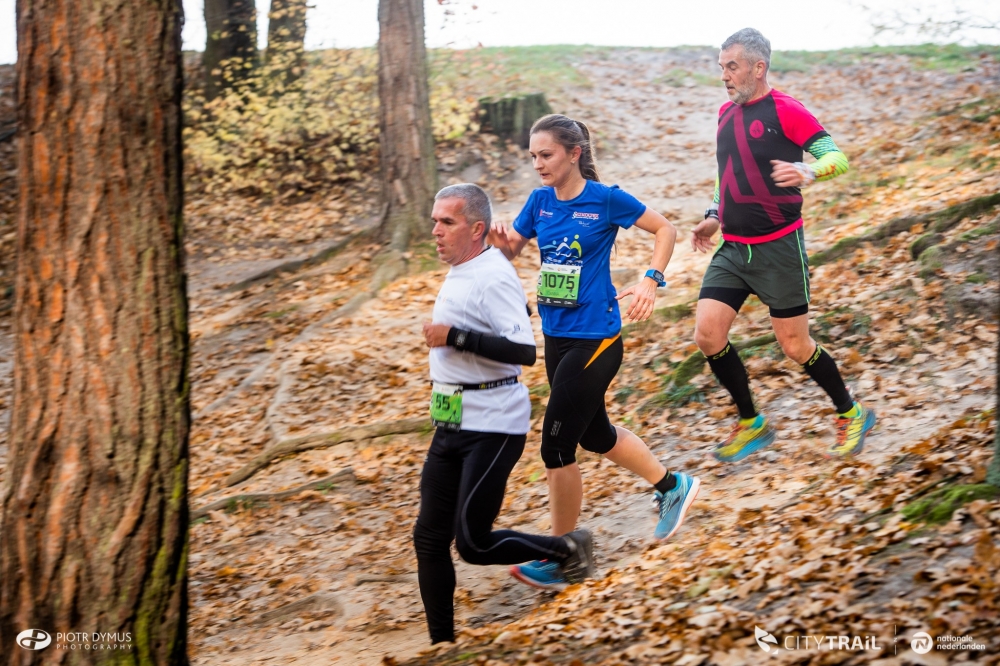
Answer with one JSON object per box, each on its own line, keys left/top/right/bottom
{"left": 513, "top": 180, "right": 646, "bottom": 339}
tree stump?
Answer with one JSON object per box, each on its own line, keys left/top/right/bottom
{"left": 479, "top": 93, "right": 553, "bottom": 148}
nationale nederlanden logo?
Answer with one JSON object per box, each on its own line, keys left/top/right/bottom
{"left": 16, "top": 629, "right": 52, "bottom": 650}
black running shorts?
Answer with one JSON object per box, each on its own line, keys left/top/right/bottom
{"left": 540, "top": 334, "right": 623, "bottom": 469}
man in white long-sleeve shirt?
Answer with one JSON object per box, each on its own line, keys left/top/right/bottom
{"left": 414, "top": 183, "right": 595, "bottom": 645}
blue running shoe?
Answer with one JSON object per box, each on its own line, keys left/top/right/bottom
{"left": 509, "top": 530, "right": 596, "bottom": 591}
{"left": 713, "top": 414, "right": 776, "bottom": 462}
{"left": 510, "top": 559, "right": 568, "bottom": 591}
{"left": 653, "top": 472, "right": 701, "bottom": 540}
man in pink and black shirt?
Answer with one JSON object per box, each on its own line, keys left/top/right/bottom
{"left": 690, "top": 27, "right": 875, "bottom": 460}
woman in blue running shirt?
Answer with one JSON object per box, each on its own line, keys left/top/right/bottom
{"left": 491, "top": 114, "right": 701, "bottom": 590}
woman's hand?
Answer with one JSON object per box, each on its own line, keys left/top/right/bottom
{"left": 487, "top": 223, "right": 529, "bottom": 261}
{"left": 616, "top": 277, "right": 658, "bottom": 322}
{"left": 690, "top": 217, "right": 720, "bottom": 253}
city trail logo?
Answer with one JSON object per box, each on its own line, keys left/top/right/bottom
{"left": 17, "top": 629, "right": 52, "bottom": 650}
{"left": 755, "top": 626, "right": 777, "bottom": 652}
{"left": 752, "top": 625, "right": 883, "bottom": 655}
{"left": 538, "top": 208, "right": 554, "bottom": 217}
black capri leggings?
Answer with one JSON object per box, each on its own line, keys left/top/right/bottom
{"left": 541, "top": 334, "right": 623, "bottom": 469}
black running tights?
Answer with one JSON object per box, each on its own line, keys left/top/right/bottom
{"left": 413, "top": 428, "right": 570, "bottom": 644}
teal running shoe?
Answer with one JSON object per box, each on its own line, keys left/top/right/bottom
{"left": 826, "top": 402, "right": 876, "bottom": 457}
{"left": 652, "top": 472, "right": 701, "bottom": 540}
{"left": 510, "top": 560, "right": 567, "bottom": 591}
{"left": 509, "top": 530, "right": 595, "bottom": 591}
{"left": 713, "top": 414, "right": 776, "bottom": 462}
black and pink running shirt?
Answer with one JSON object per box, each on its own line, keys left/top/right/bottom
{"left": 716, "top": 89, "right": 829, "bottom": 244}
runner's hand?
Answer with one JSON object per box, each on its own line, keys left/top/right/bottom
{"left": 616, "top": 278, "right": 657, "bottom": 322}
{"left": 771, "top": 160, "right": 805, "bottom": 187}
{"left": 488, "top": 223, "right": 513, "bottom": 259}
{"left": 690, "top": 217, "right": 719, "bottom": 253}
{"left": 423, "top": 323, "right": 451, "bottom": 348}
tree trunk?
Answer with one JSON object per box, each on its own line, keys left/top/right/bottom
{"left": 0, "top": 0, "right": 190, "bottom": 662}
{"left": 989, "top": 236, "right": 1000, "bottom": 487}
{"left": 265, "top": 0, "right": 308, "bottom": 87}
{"left": 377, "top": 0, "right": 437, "bottom": 252}
{"left": 203, "top": 0, "right": 257, "bottom": 100}
{"left": 479, "top": 93, "right": 554, "bottom": 148}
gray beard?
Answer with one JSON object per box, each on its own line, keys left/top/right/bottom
{"left": 731, "top": 81, "right": 757, "bottom": 105}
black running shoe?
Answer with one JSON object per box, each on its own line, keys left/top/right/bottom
{"left": 561, "top": 529, "right": 596, "bottom": 584}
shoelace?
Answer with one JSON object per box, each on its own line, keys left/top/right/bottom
{"left": 835, "top": 414, "right": 864, "bottom": 446}
{"left": 720, "top": 423, "right": 745, "bottom": 447}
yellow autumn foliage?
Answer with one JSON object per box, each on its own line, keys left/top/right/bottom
{"left": 184, "top": 48, "right": 478, "bottom": 197}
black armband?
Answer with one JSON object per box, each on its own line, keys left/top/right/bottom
{"left": 447, "top": 327, "right": 536, "bottom": 366}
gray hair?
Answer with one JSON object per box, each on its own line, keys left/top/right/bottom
{"left": 435, "top": 183, "right": 492, "bottom": 242}
{"left": 721, "top": 28, "right": 771, "bottom": 71}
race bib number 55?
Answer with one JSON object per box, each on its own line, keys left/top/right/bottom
{"left": 430, "top": 382, "right": 463, "bottom": 431}
{"left": 537, "top": 263, "right": 581, "bottom": 307}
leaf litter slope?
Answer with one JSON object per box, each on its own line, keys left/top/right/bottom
{"left": 1, "top": 47, "right": 991, "bottom": 665}
{"left": 180, "top": 50, "right": 998, "bottom": 663}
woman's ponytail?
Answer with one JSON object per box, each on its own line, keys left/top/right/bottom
{"left": 573, "top": 120, "right": 601, "bottom": 183}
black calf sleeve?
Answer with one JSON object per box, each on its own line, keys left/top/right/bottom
{"left": 802, "top": 345, "right": 853, "bottom": 414}
{"left": 705, "top": 341, "right": 758, "bottom": 420}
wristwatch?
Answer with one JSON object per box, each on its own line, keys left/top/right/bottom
{"left": 704, "top": 207, "right": 719, "bottom": 220}
{"left": 644, "top": 269, "right": 666, "bottom": 287}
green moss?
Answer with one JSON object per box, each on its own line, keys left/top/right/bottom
{"left": 614, "top": 386, "right": 637, "bottom": 404}
{"left": 958, "top": 219, "right": 999, "bottom": 242}
{"left": 965, "top": 272, "right": 988, "bottom": 284}
{"left": 528, "top": 384, "right": 550, "bottom": 398}
{"left": 656, "top": 302, "right": 694, "bottom": 321}
{"left": 265, "top": 305, "right": 299, "bottom": 319}
{"left": 901, "top": 483, "right": 1000, "bottom": 524}
{"left": 670, "top": 351, "right": 706, "bottom": 387}
{"left": 662, "top": 382, "right": 705, "bottom": 406}
{"left": 918, "top": 246, "right": 943, "bottom": 277}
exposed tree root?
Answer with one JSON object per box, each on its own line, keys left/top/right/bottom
{"left": 255, "top": 591, "right": 343, "bottom": 626}
{"left": 224, "top": 417, "right": 431, "bottom": 487}
{"left": 810, "top": 191, "right": 1000, "bottom": 267}
{"left": 224, "top": 223, "right": 376, "bottom": 293}
{"left": 669, "top": 333, "right": 778, "bottom": 388}
{"left": 900, "top": 482, "right": 999, "bottom": 524}
{"left": 354, "top": 574, "right": 416, "bottom": 585}
{"left": 196, "top": 291, "right": 377, "bottom": 420}
{"left": 192, "top": 468, "right": 356, "bottom": 520}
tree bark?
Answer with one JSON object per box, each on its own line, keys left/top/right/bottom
{"left": 989, "top": 234, "right": 1000, "bottom": 487}
{"left": 203, "top": 0, "right": 257, "bottom": 100}
{"left": 265, "top": 0, "right": 308, "bottom": 86}
{"left": 0, "top": 0, "right": 190, "bottom": 662}
{"left": 377, "top": 0, "right": 438, "bottom": 252}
